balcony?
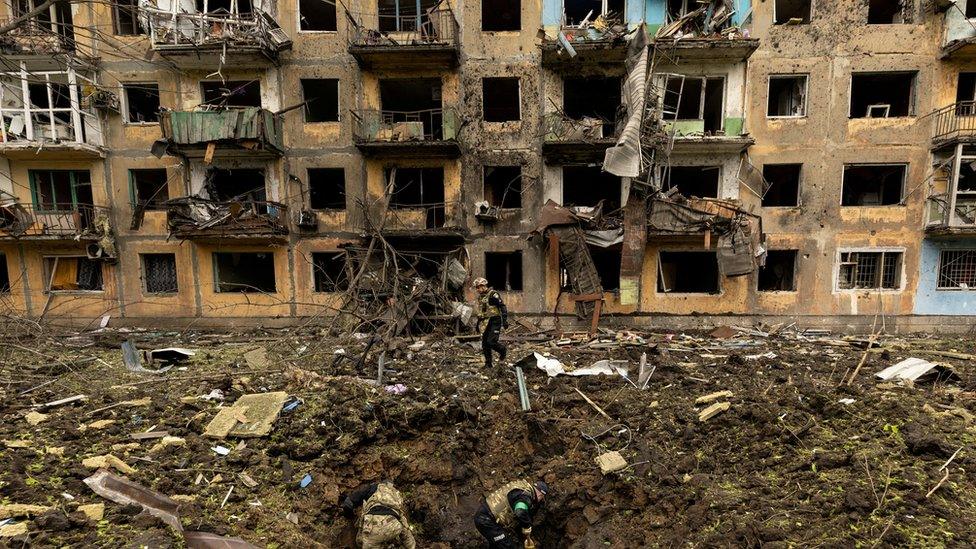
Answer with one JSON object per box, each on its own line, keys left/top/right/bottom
{"left": 0, "top": 202, "right": 111, "bottom": 240}
{"left": 166, "top": 197, "right": 288, "bottom": 241}
{"left": 925, "top": 193, "right": 976, "bottom": 238}
{"left": 650, "top": 37, "right": 759, "bottom": 63}
{"left": 931, "top": 102, "right": 976, "bottom": 148}
{"left": 143, "top": 8, "right": 291, "bottom": 66}
{"left": 541, "top": 23, "right": 630, "bottom": 72}
{"left": 381, "top": 201, "right": 464, "bottom": 239}
{"left": 663, "top": 119, "right": 753, "bottom": 154}
{"left": 0, "top": 69, "right": 105, "bottom": 159}
{"left": 347, "top": 6, "right": 459, "bottom": 70}
{"left": 352, "top": 108, "right": 460, "bottom": 158}
{"left": 0, "top": 18, "right": 76, "bottom": 57}
{"left": 158, "top": 108, "right": 284, "bottom": 158}
{"left": 541, "top": 113, "right": 618, "bottom": 164}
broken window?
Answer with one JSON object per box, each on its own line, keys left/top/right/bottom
{"left": 841, "top": 164, "right": 905, "bottom": 206}
{"left": 758, "top": 250, "right": 797, "bottom": 291}
{"left": 773, "top": 0, "right": 811, "bottom": 24}
{"left": 665, "top": 166, "right": 720, "bottom": 198}
{"left": 379, "top": 78, "right": 443, "bottom": 137}
{"left": 761, "top": 164, "right": 801, "bottom": 207}
{"left": 590, "top": 246, "right": 621, "bottom": 291}
{"left": 662, "top": 76, "right": 724, "bottom": 133}
{"left": 957, "top": 73, "right": 976, "bottom": 111}
{"left": 30, "top": 170, "right": 92, "bottom": 211}
{"left": 849, "top": 72, "right": 915, "bottom": 118}
{"left": 142, "top": 254, "right": 178, "bottom": 294}
{"left": 563, "top": 0, "right": 624, "bottom": 26}
{"left": 206, "top": 168, "right": 266, "bottom": 202}
{"left": 485, "top": 251, "right": 523, "bottom": 291}
{"left": 308, "top": 168, "right": 346, "bottom": 210}
{"left": 299, "top": 0, "right": 337, "bottom": 31}
{"left": 44, "top": 257, "right": 103, "bottom": 291}
{"left": 957, "top": 157, "right": 976, "bottom": 193}
{"left": 483, "top": 166, "right": 522, "bottom": 208}
{"left": 767, "top": 75, "right": 807, "bottom": 117}
{"left": 123, "top": 83, "right": 160, "bottom": 124}
{"left": 113, "top": 0, "right": 144, "bottom": 35}
{"left": 657, "top": 251, "right": 719, "bottom": 294}
{"left": 867, "top": 0, "right": 909, "bottom": 24}
{"left": 564, "top": 77, "right": 622, "bottom": 137}
{"left": 14, "top": 0, "right": 74, "bottom": 44}
{"left": 378, "top": 0, "right": 440, "bottom": 32}
{"left": 196, "top": 0, "right": 252, "bottom": 14}
{"left": 0, "top": 253, "right": 9, "bottom": 293}
{"left": 312, "top": 252, "right": 349, "bottom": 292}
{"left": 838, "top": 251, "right": 902, "bottom": 290}
{"left": 562, "top": 166, "right": 621, "bottom": 211}
{"left": 482, "top": 0, "right": 520, "bottom": 31}
{"left": 28, "top": 80, "right": 71, "bottom": 127}
{"left": 386, "top": 168, "right": 446, "bottom": 228}
{"left": 483, "top": 78, "right": 520, "bottom": 122}
{"left": 130, "top": 169, "right": 170, "bottom": 210}
{"left": 201, "top": 80, "right": 262, "bottom": 108}
{"left": 301, "top": 79, "right": 340, "bottom": 123}
{"left": 213, "top": 252, "right": 276, "bottom": 293}
{"left": 938, "top": 250, "right": 976, "bottom": 289}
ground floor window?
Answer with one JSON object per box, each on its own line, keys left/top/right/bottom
{"left": 485, "top": 251, "right": 523, "bottom": 291}
{"left": 44, "top": 256, "right": 103, "bottom": 291}
{"left": 213, "top": 252, "right": 276, "bottom": 293}
{"left": 658, "top": 251, "right": 720, "bottom": 294}
{"left": 142, "top": 253, "right": 178, "bottom": 294}
{"left": 937, "top": 250, "right": 976, "bottom": 290}
{"left": 838, "top": 250, "right": 902, "bottom": 290}
{"left": 311, "top": 252, "right": 348, "bottom": 292}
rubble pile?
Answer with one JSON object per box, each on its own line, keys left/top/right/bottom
{"left": 1, "top": 322, "right": 976, "bottom": 546}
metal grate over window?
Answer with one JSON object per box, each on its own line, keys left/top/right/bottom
{"left": 938, "top": 250, "right": 976, "bottom": 289}
{"left": 143, "top": 254, "right": 178, "bottom": 294}
{"left": 839, "top": 251, "right": 902, "bottom": 290}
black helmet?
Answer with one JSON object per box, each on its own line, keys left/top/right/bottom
{"left": 534, "top": 481, "right": 549, "bottom": 498}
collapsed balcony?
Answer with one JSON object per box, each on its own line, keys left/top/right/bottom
{"left": 347, "top": 2, "right": 459, "bottom": 69}
{"left": 543, "top": 75, "right": 622, "bottom": 163}
{"left": 940, "top": 1, "right": 976, "bottom": 59}
{"left": 0, "top": 17, "right": 76, "bottom": 57}
{"left": 541, "top": 11, "right": 630, "bottom": 71}
{"left": 0, "top": 68, "right": 105, "bottom": 158}
{"left": 0, "top": 202, "right": 112, "bottom": 241}
{"left": 652, "top": 0, "right": 758, "bottom": 62}
{"left": 166, "top": 196, "right": 288, "bottom": 241}
{"left": 157, "top": 107, "right": 284, "bottom": 158}
{"left": 351, "top": 108, "right": 460, "bottom": 158}
{"left": 142, "top": 5, "right": 292, "bottom": 65}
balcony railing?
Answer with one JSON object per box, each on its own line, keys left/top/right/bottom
{"left": 159, "top": 107, "right": 284, "bottom": 156}
{"left": 926, "top": 192, "right": 976, "bottom": 233}
{"left": 166, "top": 196, "right": 288, "bottom": 239}
{"left": 0, "top": 17, "right": 74, "bottom": 56}
{"left": 543, "top": 112, "right": 617, "bottom": 142}
{"left": 348, "top": 6, "right": 458, "bottom": 49}
{"left": 144, "top": 8, "right": 291, "bottom": 58}
{"left": 352, "top": 108, "right": 459, "bottom": 144}
{"left": 0, "top": 202, "right": 110, "bottom": 239}
{"left": 932, "top": 101, "right": 976, "bottom": 145}
{"left": 383, "top": 201, "right": 461, "bottom": 231}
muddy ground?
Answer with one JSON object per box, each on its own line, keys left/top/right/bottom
{"left": 2, "top": 319, "right": 976, "bottom": 548}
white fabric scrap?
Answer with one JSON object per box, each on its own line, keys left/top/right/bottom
{"left": 532, "top": 353, "right": 629, "bottom": 378}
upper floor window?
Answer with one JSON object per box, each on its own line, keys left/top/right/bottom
{"left": 123, "top": 83, "right": 161, "bottom": 124}
{"left": 663, "top": 75, "right": 725, "bottom": 133}
{"left": 30, "top": 170, "right": 92, "bottom": 211}
{"left": 483, "top": 77, "right": 521, "bottom": 122}
{"left": 300, "top": 0, "right": 338, "bottom": 31}
{"left": 773, "top": 0, "right": 810, "bottom": 25}
{"left": 767, "top": 75, "right": 808, "bottom": 118}
{"left": 867, "top": 0, "right": 912, "bottom": 24}
{"left": 301, "top": 79, "right": 340, "bottom": 123}
{"left": 482, "top": 0, "right": 520, "bottom": 31}
{"left": 201, "top": 80, "right": 262, "bottom": 108}
{"left": 378, "top": 0, "right": 440, "bottom": 32}
{"left": 113, "top": 0, "right": 146, "bottom": 35}
{"left": 849, "top": 72, "right": 916, "bottom": 118}
{"left": 564, "top": 0, "right": 624, "bottom": 27}
{"left": 841, "top": 164, "right": 905, "bottom": 206}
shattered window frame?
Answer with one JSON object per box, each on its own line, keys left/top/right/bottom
{"left": 42, "top": 256, "right": 104, "bottom": 293}
{"left": 482, "top": 77, "right": 521, "bottom": 122}
{"left": 836, "top": 249, "right": 904, "bottom": 291}
{"left": 937, "top": 250, "right": 976, "bottom": 290}
{"left": 129, "top": 168, "right": 170, "bottom": 211}
{"left": 483, "top": 165, "right": 523, "bottom": 209}
{"left": 563, "top": 0, "right": 625, "bottom": 27}
{"left": 212, "top": 252, "right": 277, "bottom": 294}
{"left": 122, "top": 82, "right": 161, "bottom": 125}
{"left": 113, "top": 0, "right": 145, "bottom": 35}
{"left": 141, "top": 253, "right": 179, "bottom": 295}
{"left": 866, "top": 0, "right": 913, "bottom": 25}
{"left": 482, "top": 0, "right": 521, "bottom": 31}
{"left": 757, "top": 250, "right": 799, "bottom": 292}
{"left": 766, "top": 74, "right": 808, "bottom": 118}
{"left": 761, "top": 163, "right": 802, "bottom": 207}
{"left": 300, "top": 79, "right": 341, "bottom": 123}
{"left": 840, "top": 163, "right": 906, "bottom": 207}
{"left": 298, "top": 0, "right": 339, "bottom": 32}
{"left": 848, "top": 71, "right": 917, "bottom": 119}
{"left": 311, "top": 251, "right": 349, "bottom": 293}
{"left": 657, "top": 250, "right": 721, "bottom": 295}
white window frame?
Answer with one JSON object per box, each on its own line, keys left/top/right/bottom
{"left": 300, "top": 78, "right": 341, "bottom": 123}
{"left": 766, "top": 74, "right": 809, "bottom": 119}
{"left": 121, "top": 82, "right": 161, "bottom": 126}
{"left": 661, "top": 74, "right": 726, "bottom": 131}
{"left": 834, "top": 247, "right": 905, "bottom": 292}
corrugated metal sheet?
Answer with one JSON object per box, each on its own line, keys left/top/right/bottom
{"left": 161, "top": 108, "right": 283, "bottom": 151}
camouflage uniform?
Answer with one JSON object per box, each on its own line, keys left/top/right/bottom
{"left": 349, "top": 482, "right": 416, "bottom": 549}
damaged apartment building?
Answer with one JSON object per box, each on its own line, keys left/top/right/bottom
{"left": 0, "top": 0, "right": 974, "bottom": 329}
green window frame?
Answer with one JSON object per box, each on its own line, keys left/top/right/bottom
{"left": 28, "top": 170, "right": 91, "bottom": 213}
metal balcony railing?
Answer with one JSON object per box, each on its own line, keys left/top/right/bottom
{"left": 0, "top": 202, "right": 110, "bottom": 238}
{"left": 352, "top": 108, "right": 459, "bottom": 143}
{"left": 932, "top": 101, "right": 976, "bottom": 144}
{"left": 166, "top": 196, "right": 288, "bottom": 238}
{"left": 0, "top": 17, "right": 74, "bottom": 55}
{"left": 926, "top": 192, "right": 976, "bottom": 230}
{"left": 144, "top": 8, "right": 291, "bottom": 54}
{"left": 543, "top": 112, "right": 617, "bottom": 142}
{"left": 348, "top": 5, "right": 458, "bottom": 49}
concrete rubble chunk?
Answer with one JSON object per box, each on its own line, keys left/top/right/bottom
{"left": 243, "top": 347, "right": 268, "bottom": 368}
{"left": 695, "top": 390, "right": 733, "bottom": 405}
{"left": 25, "top": 411, "right": 48, "bottom": 426}
{"left": 698, "top": 402, "right": 731, "bottom": 422}
{"left": 76, "top": 503, "right": 105, "bottom": 521}
{"left": 595, "top": 451, "right": 628, "bottom": 474}
{"left": 83, "top": 470, "right": 182, "bottom": 531}
{"left": 204, "top": 392, "right": 288, "bottom": 439}
{"left": 0, "top": 522, "right": 28, "bottom": 537}
{"left": 0, "top": 504, "right": 52, "bottom": 520}
{"left": 82, "top": 455, "right": 136, "bottom": 475}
